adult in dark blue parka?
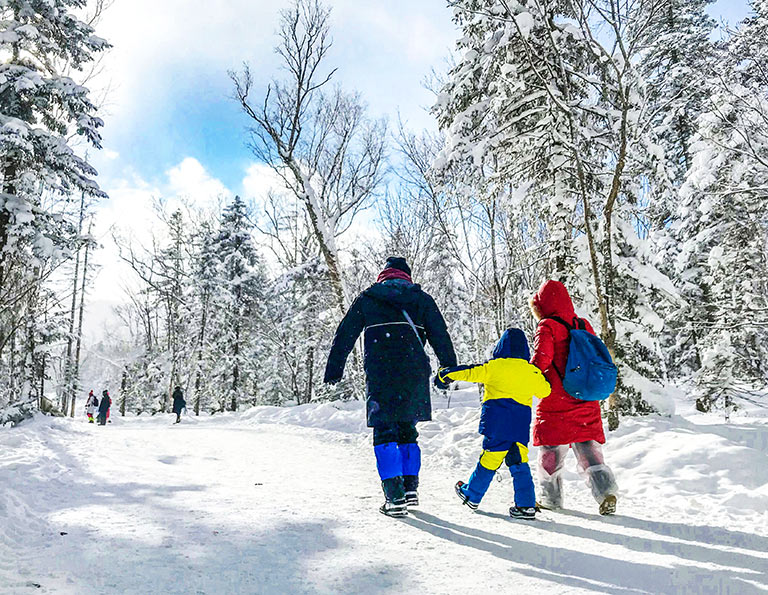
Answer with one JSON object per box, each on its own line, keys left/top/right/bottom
{"left": 172, "top": 386, "right": 186, "bottom": 424}
{"left": 324, "top": 257, "right": 457, "bottom": 516}
{"left": 97, "top": 390, "right": 111, "bottom": 426}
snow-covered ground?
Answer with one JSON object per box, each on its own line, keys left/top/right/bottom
{"left": 1, "top": 390, "right": 767, "bottom": 594}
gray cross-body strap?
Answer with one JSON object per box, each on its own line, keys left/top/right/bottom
{"left": 401, "top": 309, "right": 425, "bottom": 350}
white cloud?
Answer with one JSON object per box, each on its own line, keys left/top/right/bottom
{"left": 92, "top": 1, "right": 278, "bottom": 112}
{"left": 89, "top": 1, "right": 456, "bottom": 146}
{"left": 167, "top": 157, "right": 231, "bottom": 203}
{"left": 88, "top": 157, "right": 231, "bottom": 309}
{"left": 241, "top": 162, "right": 289, "bottom": 203}
{"left": 332, "top": 0, "right": 455, "bottom": 63}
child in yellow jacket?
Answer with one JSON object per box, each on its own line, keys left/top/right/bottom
{"left": 435, "top": 328, "right": 551, "bottom": 519}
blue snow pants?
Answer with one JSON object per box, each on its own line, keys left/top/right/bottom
{"left": 373, "top": 422, "right": 420, "bottom": 501}
{"left": 459, "top": 436, "right": 535, "bottom": 507}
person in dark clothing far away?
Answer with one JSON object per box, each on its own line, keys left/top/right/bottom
{"left": 324, "top": 256, "right": 457, "bottom": 517}
{"left": 97, "top": 390, "right": 111, "bottom": 426}
{"left": 172, "top": 386, "right": 186, "bottom": 424}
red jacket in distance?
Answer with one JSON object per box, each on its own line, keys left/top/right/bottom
{"left": 530, "top": 280, "right": 606, "bottom": 446}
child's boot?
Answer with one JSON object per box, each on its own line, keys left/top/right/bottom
{"left": 455, "top": 481, "right": 479, "bottom": 510}
{"left": 455, "top": 460, "right": 496, "bottom": 510}
{"left": 509, "top": 506, "right": 537, "bottom": 520}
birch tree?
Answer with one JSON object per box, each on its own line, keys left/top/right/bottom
{"left": 230, "top": 0, "right": 386, "bottom": 312}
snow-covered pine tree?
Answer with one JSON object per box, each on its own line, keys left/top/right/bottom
{"left": 679, "top": 0, "right": 768, "bottom": 411}
{"left": 156, "top": 209, "right": 192, "bottom": 411}
{"left": 435, "top": 0, "right": 677, "bottom": 426}
{"left": 641, "top": 0, "right": 717, "bottom": 222}
{"left": 639, "top": 0, "right": 718, "bottom": 381}
{"left": 0, "top": 0, "right": 109, "bottom": 410}
{"left": 262, "top": 259, "right": 337, "bottom": 405}
{"left": 421, "top": 228, "right": 475, "bottom": 362}
{"left": 188, "top": 218, "right": 219, "bottom": 415}
{"left": 211, "top": 196, "right": 266, "bottom": 411}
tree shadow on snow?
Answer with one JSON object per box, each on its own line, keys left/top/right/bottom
{"left": 406, "top": 510, "right": 766, "bottom": 595}
{"left": 482, "top": 508, "right": 768, "bottom": 590}
{"left": 3, "top": 438, "right": 403, "bottom": 594}
{"left": 557, "top": 507, "right": 768, "bottom": 555}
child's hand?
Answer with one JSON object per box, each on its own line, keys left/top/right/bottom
{"left": 433, "top": 369, "right": 453, "bottom": 390}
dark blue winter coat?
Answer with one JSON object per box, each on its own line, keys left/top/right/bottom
{"left": 324, "top": 279, "right": 457, "bottom": 427}
{"left": 98, "top": 395, "right": 111, "bottom": 414}
{"left": 172, "top": 389, "right": 186, "bottom": 414}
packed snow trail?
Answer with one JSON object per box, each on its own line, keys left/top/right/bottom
{"left": 1, "top": 395, "right": 768, "bottom": 594}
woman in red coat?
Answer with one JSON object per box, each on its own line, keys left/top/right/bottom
{"left": 529, "top": 280, "right": 618, "bottom": 515}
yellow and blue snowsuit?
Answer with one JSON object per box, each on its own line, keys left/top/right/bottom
{"left": 438, "top": 328, "right": 551, "bottom": 507}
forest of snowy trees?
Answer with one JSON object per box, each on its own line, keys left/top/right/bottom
{"left": 2, "top": 0, "right": 767, "bottom": 427}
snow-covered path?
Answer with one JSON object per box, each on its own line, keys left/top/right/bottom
{"left": 2, "top": 400, "right": 768, "bottom": 594}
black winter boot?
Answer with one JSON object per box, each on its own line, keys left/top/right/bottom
{"left": 380, "top": 477, "right": 407, "bottom": 517}
{"left": 403, "top": 475, "right": 419, "bottom": 507}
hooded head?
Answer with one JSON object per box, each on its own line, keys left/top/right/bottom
{"left": 376, "top": 256, "right": 413, "bottom": 283}
{"left": 530, "top": 280, "right": 575, "bottom": 321}
{"left": 492, "top": 328, "right": 530, "bottom": 360}
{"left": 102, "top": 390, "right": 109, "bottom": 397}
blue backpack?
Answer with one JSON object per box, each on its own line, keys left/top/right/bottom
{"left": 549, "top": 317, "right": 617, "bottom": 401}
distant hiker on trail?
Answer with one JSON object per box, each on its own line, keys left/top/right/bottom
{"left": 435, "top": 328, "right": 551, "bottom": 519}
{"left": 172, "top": 386, "right": 186, "bottom": 424}
{"left": 529, "top": 280, "right": 619, "bottom": 515}
{"left": 97, "top": 390, "right": 111, "bottom": 426}
{"left": 85, "top": 390, "right": 99, "bottom": 423}
{"left": 324, "top": 257, "right": 457, "bottom": 518}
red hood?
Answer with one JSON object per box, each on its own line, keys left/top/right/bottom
{"left": 533, "top": 280, "right": 575, "bottom": 320}
{"left": 376, "top": 268, "right": 413, "bottom": 284}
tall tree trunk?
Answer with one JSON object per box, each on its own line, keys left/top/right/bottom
{"left": 39, "top": 351, "right": 45, "bottom": 408}
{"left": 0, "top": 161, "right": 17, "bottom": 284}
{"left": 601, "top": 102, "right": 629, "bottom": 431}
{"left": 70, "top": 219, "right": 92, "bottom": 417}
{"left": 23, "top": 274, "right": 40, "bottom": 403}
{"left": 64, "top": 192, "right": 86, "bottom": 413}
{"left": 304, "top": 346, "right": 314, "bottom": 405}
{"left": 231, "top": 320, "right": 240, "bottom": 412}
{"left": 120, "top": 367, "right": 127, "bottom": 416}
{"left": 194, "top": 349, "right": 203, "bottom": 416}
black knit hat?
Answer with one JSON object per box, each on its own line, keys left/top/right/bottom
{"left": 384, "top": 256, "right": 411, "bottom": 276}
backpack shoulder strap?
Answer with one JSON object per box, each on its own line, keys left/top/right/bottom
{"left": 547, "top": 315, "right": 586, "bottom": 331}
{"left": 542, "top": 316, "right": 574, "bottom": 380}
{"left": 402, "top": 309, "right": 425, "bottom": 350}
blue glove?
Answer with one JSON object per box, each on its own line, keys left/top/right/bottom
{"left": 433, "top": 369, "right": 452, "bottom": 390}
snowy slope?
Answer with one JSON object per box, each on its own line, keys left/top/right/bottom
{"left": 1, "top": 390, "right": 767, "bottom": 594}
